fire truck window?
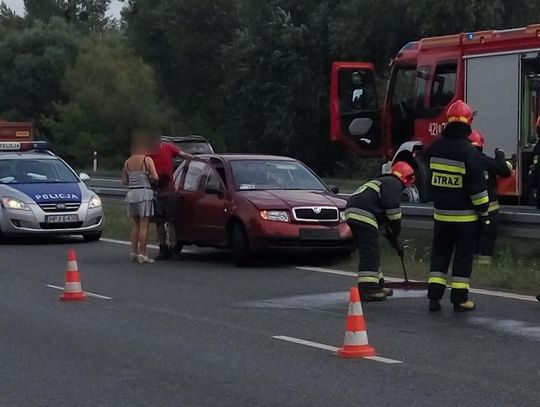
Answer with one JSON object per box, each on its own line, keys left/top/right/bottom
{"left": 429, "top": 62, "right": 457, "bottom": 108}
{"left": 338, "top": 69, "right": 377, "bottom": 113}
{"left": 415, "top": 66, "right": 430, "bottom": 109}
{"left": 390, "top": 65, "right": 417, "bottom": 145}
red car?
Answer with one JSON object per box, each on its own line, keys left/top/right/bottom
{"left": 172, "top": 154, "right": 355, "bottom": 265}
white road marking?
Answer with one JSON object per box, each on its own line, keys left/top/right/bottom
{"left": 272, "top": 335, "right": 402, "bottom": 364}
{"left": 98, "top": 239, "right": 537, "bottom": 302}
{"left": 45, "top": 284, "right": 113, "bottom": 300}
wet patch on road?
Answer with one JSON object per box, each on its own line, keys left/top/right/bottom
{"left": 469, "top": 317, "right": 540, "bottom": 341}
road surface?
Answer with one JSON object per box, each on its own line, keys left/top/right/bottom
{"left": 1, "top": 238, "right": 539, "bottom": 406}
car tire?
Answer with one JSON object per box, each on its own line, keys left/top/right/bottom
{"left": 231, "top": 223, "right": 251, "bottom": 267}
{"left": 82, "top": 231, "right": 102, "bottom": 242}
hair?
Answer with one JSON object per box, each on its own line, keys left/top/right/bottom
{"left": 131, "top": 128, "right": 160, "bottom": 154}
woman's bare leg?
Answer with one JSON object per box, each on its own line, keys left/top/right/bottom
{"left": 138, "top": 216, "right": 150, "bottom": 256}
{"left": 131, "top": 216, "right": 140, "bottom": 254}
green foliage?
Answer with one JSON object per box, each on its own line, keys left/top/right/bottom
{"left": 45, "top": 35, "right": 169, "bottom": 168}
{"left": 0, "top": 18, "right": 80, "bottom": 121}
{"left": 24, "top": 0, "right": 112, "bottom": 30}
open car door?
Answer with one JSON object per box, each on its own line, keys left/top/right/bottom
{"left": 330, "top": 62, "right": 383, "bottom": 156}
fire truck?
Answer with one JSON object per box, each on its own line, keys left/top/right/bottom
{"left": 0, "top": 121, "right": 33, "bottom": 142}
{"left": 330, "top": 24, "right": 540, "bottom": 203}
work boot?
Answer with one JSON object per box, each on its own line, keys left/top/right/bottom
{"left": 429, "top": 300, "right": 441, "bottom": 312}
{"left": 361, "top": 290, "right": 387, "bottom": 302}
{"left": 155, "top": 244, "right": 171, "bottom": 261}
{"left": 381, "top": 287, "right": 394, "bottom": 297}
{"left": 453, "top": 300, "right": 476, "bottom": 312}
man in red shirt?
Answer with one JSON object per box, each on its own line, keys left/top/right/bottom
{"left": 150, "top": 140, "right": 190, "bottom": 260}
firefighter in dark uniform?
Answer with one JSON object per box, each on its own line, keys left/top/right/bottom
{"left": 468, "top": 130, "right": 512, "bottom": 265}
{"left": 345, "top": 161, "right": 415, "bottom": 302}
{"left": 425, "top": 100, "right": 489, "bottom": 312}
{"left": 531, "top": 116, "right": 540, "bottom": 208}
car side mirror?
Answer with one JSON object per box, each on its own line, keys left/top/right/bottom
{"left": 79, "top": 172, "right": 91, "bottom": 182}
{"left": 330, "top": 185, "right": 339, "bottom": 194}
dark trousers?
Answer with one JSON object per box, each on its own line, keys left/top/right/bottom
{"left": 348, "top": 222, "right": 383, "bottom": 293}
{"left": 476, "top": 211, "right": 499, "bottom": 260}
{"left": 428, "top": 220, "right": 477, "bottom": 304}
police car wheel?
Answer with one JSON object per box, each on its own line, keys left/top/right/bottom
{"left": 82, "top": 231, "right": 102, "bottom": 242}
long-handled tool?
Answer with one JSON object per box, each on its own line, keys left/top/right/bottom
{"left": 383, "top": 228, "right": 428, "bottom": 290}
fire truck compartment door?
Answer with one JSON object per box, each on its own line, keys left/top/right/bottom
{"left": 465, "top": 53, "right": 519, "bottom": 156}
{"left": 330, "top": 62, "right": 382, "bottom": 156}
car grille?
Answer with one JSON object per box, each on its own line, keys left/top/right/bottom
{"left": 292, "top": 207, "right": 339, "bottom": 222}
{"left": 39, "top": 221, "right": 84, "bottom": 230}
{"left": 39, "top": 202, "right": 80, "bottom": 212}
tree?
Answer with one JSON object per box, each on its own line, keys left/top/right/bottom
{"left": 0, "top": 18, "right": 80, "bottom": 121}
{"left": 45, "top": 36, "right": 170, "bottom": 168}
{"left": 24, "top": 0, "right": 112, "bottom": 31}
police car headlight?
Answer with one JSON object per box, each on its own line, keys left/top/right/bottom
{"left": 1, "top": 197, "right": 30, "bottom": 211}
{"left": 89, "top": 195, "right": 102, "bottom": 209}
{"left": 340, "top": 211, "right": 347, "bottom": 222}
{"left": 260, "top": 210, "right": 289, "bottom": 222}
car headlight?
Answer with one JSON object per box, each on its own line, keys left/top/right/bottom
{"left": 340, "top": 211, "right": 347, "bottom": 222}
{"left": 260, "top": 210, "right": 289, "bottom": 222}
{"left": 1, "top": 197, "right": 30, "bottom": 211}
{"left": 89, "top": 195, "right": 102, "bottom": 209}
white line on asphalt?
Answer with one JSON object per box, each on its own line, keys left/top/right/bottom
{"left": 272, "top": 335, "right": 402, "bottom": 364}
{"left": 295, "top": 266, "right": 538, "bottom": 302}
{"left": 45, "top": 284, "right": 113, "bottom": 300}
{"left": 98, "top": 239, "right": 537, "bottom": 302}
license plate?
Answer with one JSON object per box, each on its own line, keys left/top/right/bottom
{"left": 299, "top": 228, "right": 340, "bottom": 241}
{"left": 0, "top": 141, "right": 21, "bottom": 150}
{"left": 45, "top": 214, "right": 79, "bottom": 223}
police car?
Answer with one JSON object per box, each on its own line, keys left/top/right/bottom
{"left": 0, "top": 141, "right": 103, "bottom": 240}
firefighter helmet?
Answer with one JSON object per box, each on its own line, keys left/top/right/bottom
{"left": 391, "top": 161, "right": 415, "bottom": 187}
{"left": 468, "top": 130, "right": 485, "bottom": 148}
{"left": 447, "top": 100, "right": 473, "bottom": 124}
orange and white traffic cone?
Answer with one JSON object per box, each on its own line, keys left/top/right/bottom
{"left": 337, "top": 287, "right": 376, "bottom": 358}
{"left": 60, "top": 249, "right": 86, "bottom": 301}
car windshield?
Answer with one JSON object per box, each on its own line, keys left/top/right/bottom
{"left": 0, "top": 158, "right": 79, "bottom": 184}
{"left": 231, "top": 160, "right": 326, "bottom": 191}
{"left": 175, "top": 141, "right": 213, "bottom": 154}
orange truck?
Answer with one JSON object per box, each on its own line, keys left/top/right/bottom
{"left": 330, "top": 24, "right": 540, "bottom": 204}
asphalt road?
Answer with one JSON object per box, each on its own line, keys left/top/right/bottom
{"left": 1, "top": 238, "right": 539, "bottom": 407}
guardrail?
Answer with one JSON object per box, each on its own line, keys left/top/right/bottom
{"left": 88, "top": 176, "right": 540, "bottom": 239}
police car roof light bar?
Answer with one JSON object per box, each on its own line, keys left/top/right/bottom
{"left": 0, "top": 141, "right": 49, "bottom": 152}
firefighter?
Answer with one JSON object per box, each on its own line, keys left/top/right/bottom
{"left": 345, "top": 161, "right": 415, "bottom": 302}
{"left": 425, "top": 100, "right": 489, "bottom": 312}
{"left": 531, "top": 116, "right": 540, "bottom": 208}
{"left": 468, "top": 130, "right": 512, "bottom": 265}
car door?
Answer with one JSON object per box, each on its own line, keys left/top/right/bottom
{"left": 195, "top": 162, "right": 230, "bottom": 243}
{"left": 174, "top": 159, "right": 207, "bottom": 242}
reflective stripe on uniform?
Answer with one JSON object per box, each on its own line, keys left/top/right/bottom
{"left": 471, "top": 190, "right": 489, "bottom": 206}
{"left": 345, "top": 208, "right": 379, "bottom": 230}
{"left": 451, "top": 277, "right": 470, "bottom": 290}
{"left": 488, "top": 201, "right": 500, "bottom": 213}
{"left": 429, "top": 157, "right": 466, "bottom": 174}
{"left": 385, "top": 208, "right": 402, "bottom": 221}
{"left": 433, "top": 209, "right": 479, "bottom": 223}
{"left": 351, "top": 180, "right": 382, "bottom": 197}
{"left": 428, "top": 271, "right": 447, "bottom": 286}
{"left": 358, "top": 271, "right": 381, "bottom": 284}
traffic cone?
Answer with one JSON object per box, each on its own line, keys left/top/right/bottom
{"left": 60, "top": 249, "right": 86, "bottom": 301}
{"left": 337, "top": 287, "right": 376, "bottom": 358}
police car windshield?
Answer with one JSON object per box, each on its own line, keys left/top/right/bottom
{"left": 231, "top": 160, "right": 326, "bottom": 191}
{"left": 0, "top": 159, "right": 79, "bottom": 184}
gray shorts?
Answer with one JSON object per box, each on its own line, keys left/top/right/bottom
{"left": 152, "top": 192, "right": 177, "bottom": 223}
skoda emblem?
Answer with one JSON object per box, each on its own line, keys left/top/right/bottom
{"left": 312, "top": 207, "right": 322, "bottom": 214}
{"left": 56, "top": 203, "right": 66, "bottom": 210}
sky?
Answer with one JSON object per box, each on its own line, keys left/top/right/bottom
{"left": 2, "top": 0, "right": 124, "bottom": 19}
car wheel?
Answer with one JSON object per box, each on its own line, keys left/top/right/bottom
{"left": 231, "top": 223, "right": 251, "bottom": 267}
{"left": 82, "top": 231, "right": 102, "bottom": 242}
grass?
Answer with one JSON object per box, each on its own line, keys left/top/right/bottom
{"left": 102, "top": 201, "right": 540, "bottom": 295}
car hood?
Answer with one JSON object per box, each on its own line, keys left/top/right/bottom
{"left": 1, "top": 183, "right": 84, "bottom": 204}
{"left": 239, "top": 190, "right": 347, "bottom": 209}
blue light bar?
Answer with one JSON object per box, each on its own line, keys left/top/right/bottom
{"left": 466, "top": 33, "right": 474, "bottom": 41}
{"left": 0, "top": 140, "right": 49, "bottom": 152}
